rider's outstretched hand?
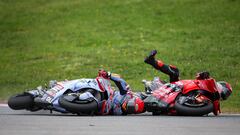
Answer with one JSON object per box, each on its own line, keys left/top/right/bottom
{"left": 196, "top": 71, "right": 210, "bottom": 80}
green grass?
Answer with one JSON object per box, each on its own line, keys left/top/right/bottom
{"left": 0, "top": 0, "right": 239, "bottom": 112}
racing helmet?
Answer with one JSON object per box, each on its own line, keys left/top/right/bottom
{"left": 217, "top": 81, "right": 232, "bottom": 100}
{"left": 122, "top": 97, "right": 145, "bottom": 114}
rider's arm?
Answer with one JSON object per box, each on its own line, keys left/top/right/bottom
{"left": 110, "top": 75, "right": 128, "bottom": 95}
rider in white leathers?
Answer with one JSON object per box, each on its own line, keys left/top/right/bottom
{"left": 80, "top": 70, "right": 145, "bottom": 115}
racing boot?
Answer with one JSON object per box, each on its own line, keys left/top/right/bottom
{"left": 144, "top": 50, "right": 157, "bottom": 65}
{"left": 144, "top": 50, "right": 179, "bottom": 82}
{"left": 144, "top": 50, "right": 165, "bottom": 70}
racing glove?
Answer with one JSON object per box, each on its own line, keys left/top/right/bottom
{"left": 196, "top": 71, "right": 210, "bottom": 80}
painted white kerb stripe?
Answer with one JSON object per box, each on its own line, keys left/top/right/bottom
{"left": 0, "top": 104, "right": 8, "bottom": 107}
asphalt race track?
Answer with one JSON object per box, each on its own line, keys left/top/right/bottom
{"left": 0, "top": 105, "right": 240, "bottom": 135}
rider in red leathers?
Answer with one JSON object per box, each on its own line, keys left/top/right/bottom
{"left": 144, "top": 50, "right": 232, "bottom": 115}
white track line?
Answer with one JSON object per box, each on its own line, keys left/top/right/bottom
{"left": 0, "top": 104, "right": 8, "bottom": 107}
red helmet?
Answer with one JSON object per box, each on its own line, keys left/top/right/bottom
{"left": 122, "top": 97, "right": 145, "bottom": 114}
{"left": 217, "top": 81, "right": 232, "bottom": 100}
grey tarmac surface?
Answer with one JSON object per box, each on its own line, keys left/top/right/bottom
{"left": 0, "top": 105, "right": 240, "bottom": 135}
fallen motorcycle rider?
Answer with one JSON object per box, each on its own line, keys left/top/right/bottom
{"left": 8, "top": 69, "right": 146, "bottom": 115}
{"left": 143, "top": 50, "right": 232, "bottom": 116}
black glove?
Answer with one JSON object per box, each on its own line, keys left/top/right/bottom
{"left": 196, "top": 71, "right": 210, "bottom": 80}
